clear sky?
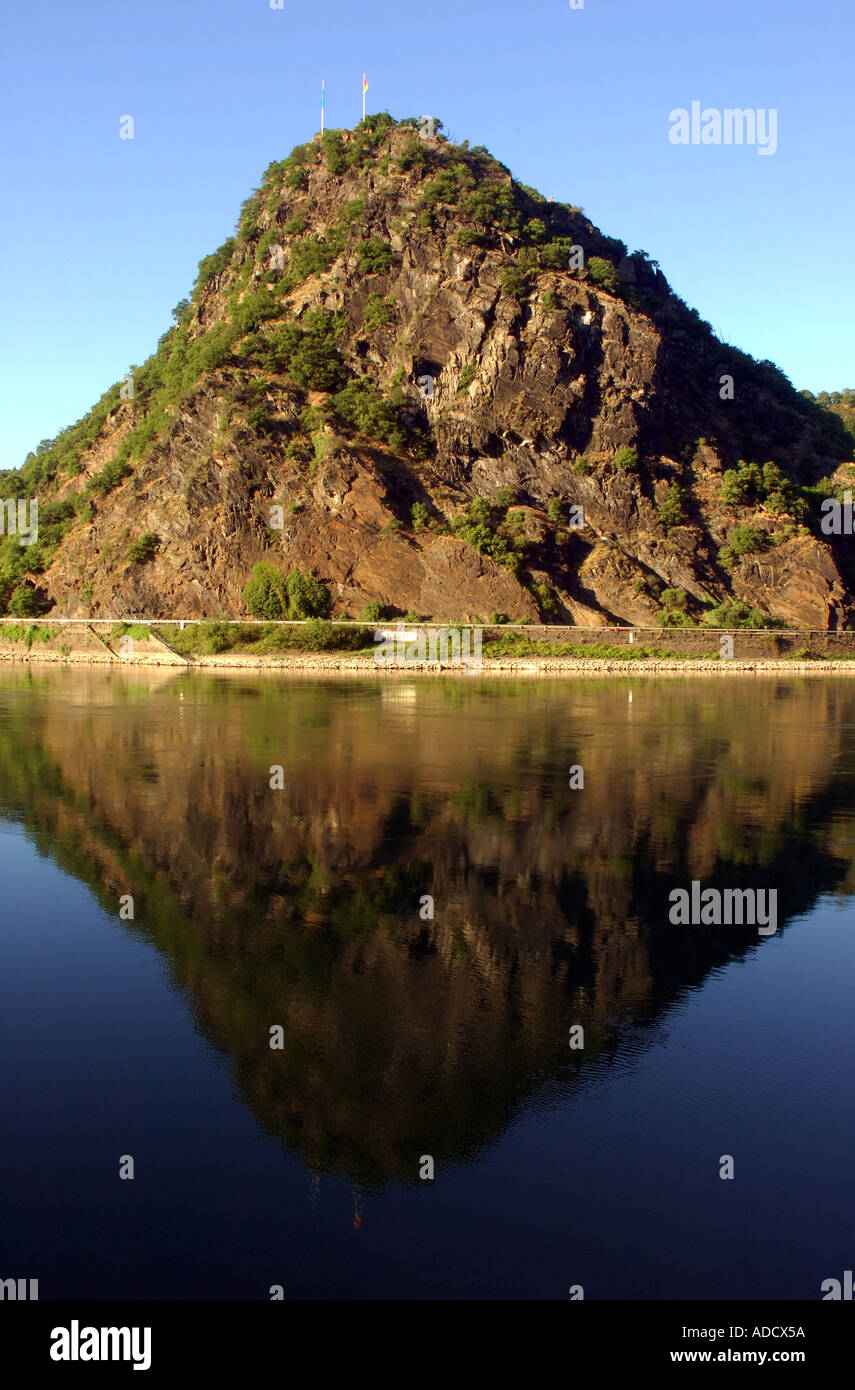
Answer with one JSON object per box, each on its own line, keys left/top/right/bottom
{"left": 1, "top": 0, "right": 852, "bottom": 470}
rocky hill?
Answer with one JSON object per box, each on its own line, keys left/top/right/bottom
{"left": 4, "top": 113, "right": 854, "bottom": 628}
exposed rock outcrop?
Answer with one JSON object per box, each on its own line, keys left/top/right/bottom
{"left": 8, "top": 118, "right": 853, "bottom": 627}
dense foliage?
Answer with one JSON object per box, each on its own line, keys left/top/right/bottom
{"left": 241, "top": 562, "right": 331, "bottom": 620}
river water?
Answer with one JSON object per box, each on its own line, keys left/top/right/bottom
{"left": 0, "top": 668, "right": 853, "bottom": 1299}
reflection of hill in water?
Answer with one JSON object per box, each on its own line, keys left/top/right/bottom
{"left": 2, "top": 669, "right": 855, "bottom": 1186}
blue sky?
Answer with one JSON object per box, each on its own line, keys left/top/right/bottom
{"left": 1, "top": 0, "right": 852, "bottom": 470}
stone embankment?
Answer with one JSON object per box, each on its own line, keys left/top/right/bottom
{"left": 3, "top": 622, "right": 855, "bottom": 675}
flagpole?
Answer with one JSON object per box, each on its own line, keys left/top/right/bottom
{"left": 362, "top": 73, "right": 366, "bottom": 123}
{"left": 321, "top": 79, "right": 325, "bottom": 133}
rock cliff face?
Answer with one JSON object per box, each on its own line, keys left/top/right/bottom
{"left": 9, "top": 116, "right": 855, "bottom": 626}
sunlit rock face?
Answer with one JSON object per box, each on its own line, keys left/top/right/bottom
{"left": 16, "top": 121, "right": 852, "bottom": 629}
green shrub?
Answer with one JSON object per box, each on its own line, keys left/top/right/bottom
{"left": 657, "top": 482, "right": 685, "bottom": 532}
{"left": 587, "top": 257, "right": 621, "bottom": 293}
{"left": 321, "top": 129, "right": 346, "bottom": 173}
{"left": 765, "top": 489, "right": 791, "bottom": 515}
{"left": 200, "top": 619, "right": 233, "bottom": 653}
{"left": 457, "top": 364, "right": 477, "bottom": 393}
{"left": 571, "top": 455, "right": 593, "bottom": 475}
{"left": 465, "top": 497, "right": 491, "bottom": 523}
{"left": 547, "top": 498, "right": 566, "bottom": 523}
{"left": 286, "top": 310, "right": 347, "bottom": 391}
{"left": 126, "top": 532, "right": 159, "bottom": 564}
{"left": 310, "top": 430, "right": 343, "bottom": 467}
{"left": 719, "top": 459, "right": 792, "bottom": 511}
{"left": 523, "top": 218, "right": 548, "bottom": 245}
{"left": 238, "top": 194, "right": 262, "bottom": 241}
{"left": 528, "top": 580, "right": 558, "bottom": 616}
{"left": 283, "top": 236, "right": 337, "bottom": 289}
{"left": 759, "top": 461, "right": 807, "bottom": 519}
{"left": 397, "top": 134, "right": 432, "bottom": 173}
{"left": 275, "top": 617, "right": 357, "bottom": 650}
{"left": 499, "top": 267, "right": 529, "bottom": 302}
{"left": 2, "top": 621, "right": 57, "bottom": 647}
{"left": 242, "top": 561, "right": 289, "bottom": 618}
{"left": 0, "top": 532, "right": 41, "bottom": 589}
{"left": 461, "top": 181, "right": 521, "bottom": 232}
{"left": 286, "top": 567, "right": 330, "bottom": 618}
{"left": 450, "top": 501, "right": 520, "bottom": 570}
{"left": 38, "top": 499, "right": 75, "bottom": 526}
{"left": 719, "top": 524, "right": 768, "bottom": 568}
{"left": 537, "top": 240, "right": 583, "bottom": 272}
{"left": 192, "top": 238, "right": 236, "bottom": 299}
{"left": 194, "top": 323, "right": 239, "bottom": 372}
{"left": 421, "top": 166, "right": 474, "bottom": 211}
{"left": 332, "top": 378, "right": 398, "bottom": 441}
{"left": 300, "top": 618, "right": 358, "bottom": 649}
{"left": 762, "top": 461, "right": 786, "bottom": 495}
{"left": 719, "top": 468, "right": 749, "bottom": 505}
{"left": 232, "top": 291, "right": 278, "bottom": 337}
{"left": 362, "top": 293, "right": 396, "bottom": 331}
{"left": 702, "top": 598, "right": 766, "bottom": 629}
{"left": 359, "top": 600, "right": 395, "bottom": 621}
{"left": 482, "top": 635, "right": 689, "bottom": 659}
{"left": 336, "top": 196, "right": 367, "bottom": 234}
{"left": 87, "top": 455, "right": 133, "bottom": 498}
{"left": 8, "top": 585, "right": 47, "bottom": 616}
{"left": 613, "top": 445, "right": 638, "bottom": 472}
{"left": 286, "top": 142, "right": 315, "bottom": 169}
{"left": 357, "top": 238, "right": 393, "bottom": 275}
{"left": 342, "top": 117, "right": 395, "bottom": 170}
{"left": 657, "top": 588, "right": 695, "bottom": 627}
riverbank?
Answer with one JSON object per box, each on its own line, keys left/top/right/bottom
{"left": 4, "top": 645, "right": 855, "bottom": 675}
{"left": 4, "top": 620, "right": 855, "bottom": 674}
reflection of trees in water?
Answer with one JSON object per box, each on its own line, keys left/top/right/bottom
{"left": 1, "top": 670, "right": 854, "bottom": 1185}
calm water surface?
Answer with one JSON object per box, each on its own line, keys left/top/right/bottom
{"left": 0, "top": 668, "right": 853, "bottom": 1299}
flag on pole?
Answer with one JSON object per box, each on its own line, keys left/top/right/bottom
{"left": 321, "top": 79, "right": 325, "bottom": 133}
{"left": 362, "top": 73, "right": 368, "bottom": 121}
